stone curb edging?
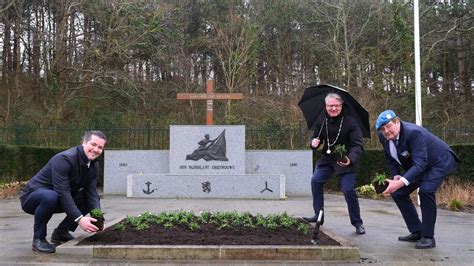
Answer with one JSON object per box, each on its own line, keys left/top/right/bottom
{"left": 57, "top": 216, "right": 359, "bottom": 261}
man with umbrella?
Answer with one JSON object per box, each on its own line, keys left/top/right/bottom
{"left": 298, "top": 84, "right": 370, "bottom": 235}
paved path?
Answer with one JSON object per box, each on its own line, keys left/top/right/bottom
{"left": 1, "top": 194, "right": 473, "bottom": 265}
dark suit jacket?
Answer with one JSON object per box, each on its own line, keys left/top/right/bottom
{"left": 313, "top": 113, "right": 364, "bottom": 175}
{"left": 377, "top": 121, "right": 460, "bottom": 184}
{"left": 21, "top": 145, "right": 101, "bottom": 219}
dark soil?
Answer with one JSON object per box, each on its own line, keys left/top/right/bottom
{"left": 372, "top": 181, "right": 389, "bottom": 194}
{"left": 92, "top": 217, "right": 105, "bottom": 231}
{"left": 78, "top": 219, "right": 340, "bottom": 246}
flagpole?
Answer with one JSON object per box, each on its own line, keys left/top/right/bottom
{"left": 414, "top": 0, "right": 422, "bottom": 126}
{"left": 414, "top": 0, "right": 422, "bottom": 207}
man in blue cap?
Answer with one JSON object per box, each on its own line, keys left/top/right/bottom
{"left": 375, "top": 110, "right": 460, "bottom": 249}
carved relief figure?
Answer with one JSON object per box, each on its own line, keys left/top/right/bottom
{"left": 186, "top": 130, "right": 228, "bottom": 161}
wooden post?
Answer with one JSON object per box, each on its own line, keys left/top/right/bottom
{"left": 177, "top": 80, "right": 243, "bottom": 125}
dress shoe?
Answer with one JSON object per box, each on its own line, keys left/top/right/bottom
{"left": 302, "top": 213, "right": 324, "bottom": 225}
{"left": 355, "top": 225, "right": 366, "bottom": 235}
{"left": 32, "top": 238, "right": 55, "bottom": 253}
{"left": 398, "top": 232, "right": 421, "bottom": 242}
{"left": 51, "top": 228, "right": 74, "bottom": 244}
{"left": 415, "top": 237, "right": 436, "bottom": 249}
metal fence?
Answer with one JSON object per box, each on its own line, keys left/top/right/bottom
{"left": 0, "top": 125, "right": 472, "bottom": 150}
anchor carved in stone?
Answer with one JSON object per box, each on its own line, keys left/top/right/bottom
{"left": 143, "top": 181, "right": 156, "bottom": 194}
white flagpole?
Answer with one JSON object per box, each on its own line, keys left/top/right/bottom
{"left": 414, "top": 0, "right": 422, "bottom": 126}
{"left": 414, "top": 0, "right": 422, "bottom": 206}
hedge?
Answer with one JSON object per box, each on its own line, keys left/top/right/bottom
{"left": 322, "top": 144, "right": 473, "bottom": 190}
{"left": 0, "top": 145, "right": 104, "bottom": 187}
{"left": 0, "top": 144, "right": 471, "bottom": 190}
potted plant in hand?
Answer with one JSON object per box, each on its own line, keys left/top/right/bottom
{"left": 90, "top": 208, "right": 105, "bottom": 231}
{"left": 334, "top": 144, "right": 348, "bottom": 164}
{"left": 371, "top": 173, "right": 389, "bottom": 194}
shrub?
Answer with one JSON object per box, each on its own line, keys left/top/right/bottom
{"left": 0, "top": 144, "right": 104, "bottom": 187}
{"left": 356, "top": 184, "right": 377, "bottom": 199}
{"left": 448, "top": 199, "right": 464, "bottom": 211}
{"left": 437, "top": 179, "right": 472, "bottom": 211}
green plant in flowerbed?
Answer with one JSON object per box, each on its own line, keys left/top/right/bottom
{"left": 113, "top": 210, "right": 309, "bottom": 235}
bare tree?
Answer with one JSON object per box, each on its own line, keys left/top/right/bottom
{"left": 208, "top": 9, "right": 259, "bottom": 120}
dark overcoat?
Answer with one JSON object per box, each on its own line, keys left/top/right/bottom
{"left": 312, "top": 110, "right": 364, "bottom": 175}
{"left": 20, "top": 145, "right": 100, "bottom": 219}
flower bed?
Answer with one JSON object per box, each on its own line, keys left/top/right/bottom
{"left": 78, "top": 211, "right": 340, "bottom": 246}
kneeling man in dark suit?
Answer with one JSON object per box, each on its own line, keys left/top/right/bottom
{"left": 375, "top": 110, "right": 460, "bottom": 249}
{"left": 20, "top": 130, "right": 107, "bottom": 253}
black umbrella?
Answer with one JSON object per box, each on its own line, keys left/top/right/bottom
{"left": 298, "top": 84, "right": 371, "bottom": 138}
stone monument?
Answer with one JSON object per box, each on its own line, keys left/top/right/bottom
{"left": 104, "top": 148, "right": 312, "bottom": 197}
{"left": 105, "top": 80, "right": 312, "bottom": 199}
{"left": 126, "top": 125, "right": 286, "bottom": 199}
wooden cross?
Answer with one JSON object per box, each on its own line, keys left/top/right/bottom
{"left": 177, "top": 80, "right": 244, "bottom": 125}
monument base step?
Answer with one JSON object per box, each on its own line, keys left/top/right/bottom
{"left": 127, "top": 174, "right": 285, "bottom": 199}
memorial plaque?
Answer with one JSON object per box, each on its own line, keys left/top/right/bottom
{"left": 169, "top": 125, "right": 245, "bottom": 175}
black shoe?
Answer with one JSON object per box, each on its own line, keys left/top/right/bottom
{"left": 415, "top": 237, "right": 436, "bottom": 249}
{"left": 355, "top": 225, "right": 366, "bottom": 235}
{"left": 51, "top": 228, "right": 74, "bottom": 244}
{"left": 398, "top": 232, "right": 421, "bottom": 242}
{"left": 302, "top": 214, "right": 324, "bottom": 225}
{"left": 32, "top": 238, "right": 55, "bottom": 253}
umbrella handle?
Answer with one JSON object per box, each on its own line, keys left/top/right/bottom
{"left": 315, "top": 118, "right": 325, "bottom": 139}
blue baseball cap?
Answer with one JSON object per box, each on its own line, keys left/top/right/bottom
{"left": 375, "top": 110, "right": 398, "bottom": 131}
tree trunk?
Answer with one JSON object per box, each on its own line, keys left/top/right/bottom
{"left": 13, "top": 12, "right": 21, "bottom": 98}
{"left": 456, "top": 17, "right": 470, "bottom": 103}
{"left": 1, "top": 15, "right": 11, "bottom": 82}
{"left": 32, "top": 7, "right": 41, "bottom": 102}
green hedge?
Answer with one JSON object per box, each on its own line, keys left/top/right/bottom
{"left": 451, "top": 144, "right": 474, "bottom": 183}
{"left": 0, "top": 145, "right": 104, "bottom": 187}
{"left": 0, "top": 144, "right": 471, "bottom": 190}
{"left": 318, "top": 144, "right": 473, "bottom": 190}
{"left": 0, "top": 145, "right": 59, "bottom": 182}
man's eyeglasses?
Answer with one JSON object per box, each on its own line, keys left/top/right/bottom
{"left": 326, "top": 104, "right": 342, "bottom": 109}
